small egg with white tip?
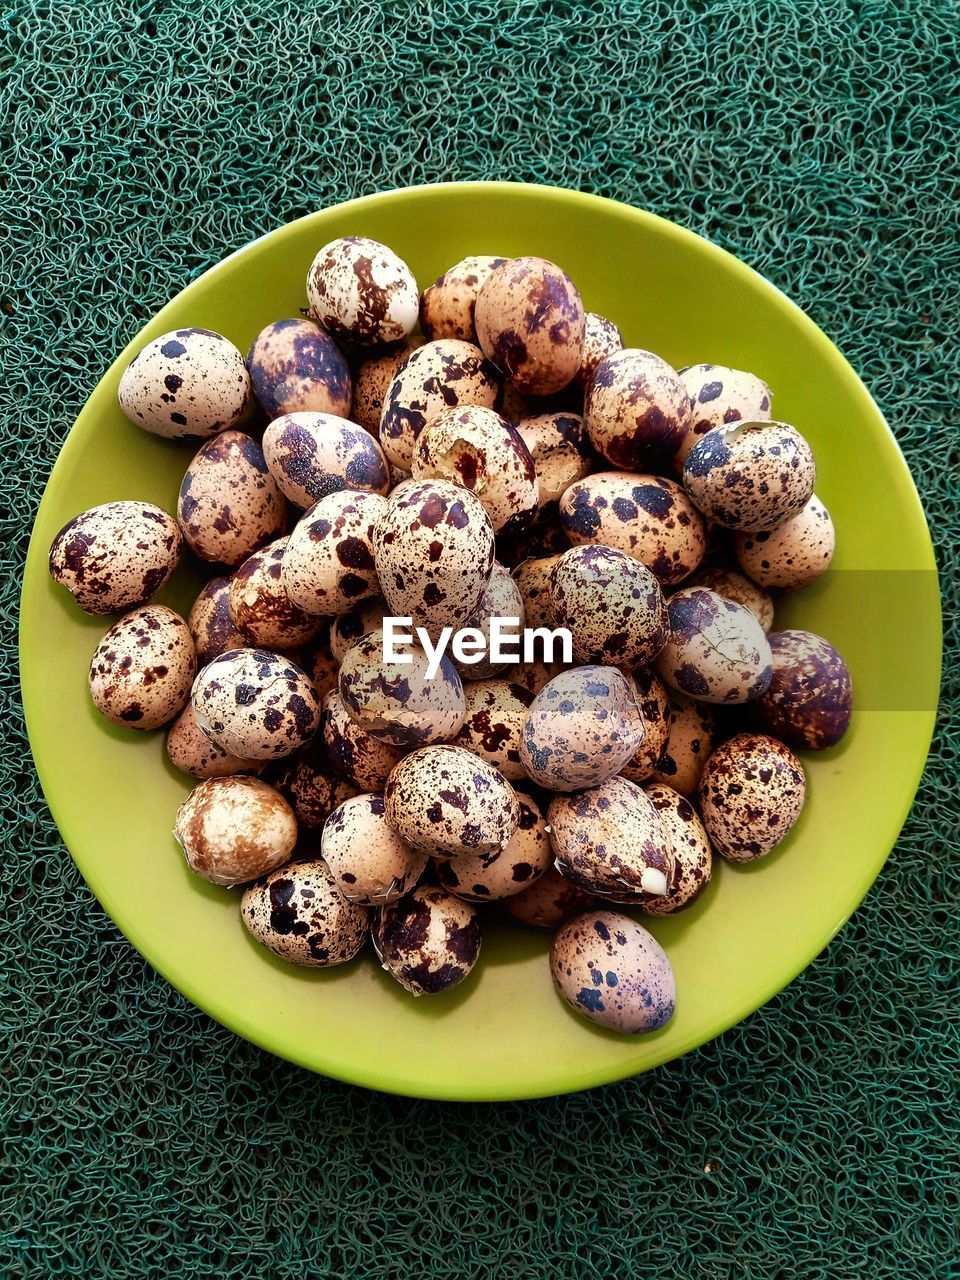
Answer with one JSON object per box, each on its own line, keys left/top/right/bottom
{"left": 174, "top": 775, "right": 297, "bottom": 886}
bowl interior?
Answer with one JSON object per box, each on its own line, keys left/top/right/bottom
{"left": 20, "top": 183, "right": 940, "bottom": 1100}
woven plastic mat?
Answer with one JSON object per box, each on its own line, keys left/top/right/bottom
{"left": 2, "top": 2, "right": 958, "bottom": 1276}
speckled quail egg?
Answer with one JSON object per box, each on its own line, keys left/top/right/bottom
{"left": 192, "top": 648, "right": 321, "bottom": 760}
{"left": 338, "top": 629, "right": 466, "bottom": 747}
{"left": 178, "top": 430, "right": 288, "bottom": 566}
{"left": 655, "top": 587, "right": 772, "bottom": 704}
{"left": 262, "top": 412, "right": 390, "bottom": 509}
{"left": 512, "top": 554, "right": 561, "bottom": 629}
{"left": 646, "top": 693, "right": 716, "bottom": 796}
{"left": 453, "top": 678, "right": 534, "bottom": 782}
{"left": 512, "top": 659, "right": 568, "bottom": 696}
{"left": 118, "top": 327, "right": 251, "bottom": 440}
{"left": 687, "top": 565, "right": 775, "bottom": 632}
{"left": 505, "top": 867, "right": 601, "bottom": 929}
{"left": 379, "top": 339, "right": 501, "bottom": 471}
{"left": 329, "top": 598, "right": 390, "bottom": 663}
{"left": 585, "top": 349, "right": 691, "bottom": 470}
{"left": 282, "top": 490, "right": 386, "bottom": 617}
{"left": 227, "top": 538, "right": 326, "bottom": 649}
{"left": 266, "top": 741, "right": 357, "bottom": 828}
{"left": 420, "top": 255, "right": 507, "bottom": 343}
{"left": 437, "top": 791, "right": 550, "bottom": 901}
{"left": 560, "top": 472, "right": 707, "bottom": 587}
{"left": 640, "top": 783, "right": 712, "bottom": 916}
{"left": 306, "top": 236, "right": 418, "bottom": 346}
{"left": 551, "top": 545, "right": 668, "bottom": 668}
{"left": 683, "top": 421, "right": 816, "bottom": 532}
{"left": 351, "top": 337, "right": 421, "bottom": 434}
{"left": 412, "top": 406, "right": 539, "bottom": 536}
{"left": 187, "top": 576, "right": 248, "bottom": 665}
{"left": 515, "top": 412, "right": 593, "bottom": 514}
{"left": 474, "top": 257, "right": 585, "bottom": 396}
{"left": 575, "top": 313, "right": 623, "bottom": 389}
{"left": 675, "top": 363, "right": 772, "bottom": 465}
{"left": 548, "top": 776, "right": 672, "bottom": 901}
{"left": 320, "top": 689, "right": 408, "bottom": 790}
{"left": 733, "top": 494, "right": 835, "bottom": 589}
{"left": 551, "top": 910, "right": 676, "bottom": 1033}
{"left": 699, "top": 732, "right": 806, "bottom": 862}
{"left": 322, "top": 792, "right": 427, "bottom": 906}
{"left": 242, "top": 859, "right": 370, "bottom": 967}
{"left": 519, "top": 666, "right": 645, "bottom": 792}
{"left": 373, "top": 479, "right": 495, "bottom": 639}
{"left": 174, "top": 775, "right": 297, "bottom": 886}
{"left": 453, "top": 562, "right": 525, "bottom": 681}
{"left": 247, "top": 317, "right": 352, "bottom": 420}
{"left": 384, "top": 744, "right": 519, "bottom": 860}
{"left": 754, "top": 629, "right": 853, "bottom": 750}
{"left": 89, "top": 605, "right": 196, "bottom": 730}
{"left": 303, "top": 636, "right": 340, "bottom": 700}
{"left": 166, "top": 703, "right": 263, "bottom": 779}
{"left": 620, "top": 668, "right": 672, "bottom": 784}
{"left": 373, "top": 883, "right": 481, "bottom": 996}
{"left": 49, "top": 500, "right": 181, "bottom": 615}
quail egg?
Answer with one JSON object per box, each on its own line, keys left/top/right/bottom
{"left": 329, "top": 598, "right": 390, "bottom": 663}
{"left": 166, "top": 703, "right": 263, "bottom": 779}
{"left": 640, "top": 783, "right": 712, "bottom": 915}
{"left": 419, "top": 255, "right": 507, "bottom": 343}
{"left": 178, "top": 430, "right": 288, "bottom": 566}
{"left": 687, "top": 565, "right": 775, "bottom": 632}
{"left": 619, "top": 668, "right": 672, "bottom": 784}
{"left": 453, "top": 678, "right": 534, "bottom": 781}
{"left": 118, "top": 327, "right": 251, "bottom": 440}
{"left": 242, "top": 859, "right": 370, "bottom": 966}
{"left": 303, "top": 635, "right": 340, "bottom": 700}
{"left": 49, "top": 501, "right": 181, "bottom": 615}
{"left": 192, "top": 648, "right": 321, "bottom": 760}
{"left": 351, "top": 337, "right": 422, "bottom": 433}
{"left": 512, "top": 554, "right": 561, "bottom": 629}
{"left": 227, "top": 538, "right": 326, "bottom": 649}
{"left": 320, "top": 689, "right": 408, "bottom": 791}
{"left": 646, "top": 693, "right": 716, "bottom": 795}
{"left": 504, "top": 868, "right": 601, "bottom": 929}
{"left": 262, "top": 412, "right": 390, "bottom": 509}
{"left": 575, "top": 313, "right": 623, "bottom": 389}
{"left": 655, "top": 587, "right": 773, "bottom": 703}
{"left": 89, "top": 604, "right": 196, "bottom": 730}
{"left": 515, "top": 412, "right": 593, "bottom": 514}
{"left": 453, "top": 562, "right": 525, "bottom": 681}
{"left": 683, "top": 421, "right": 816, "bottom": 531}
{"left": 187, "top": 576, "right": 248, "bottom": 665}
{"left": 585, "top": 349, "right": 691, "bottom": 470}
{"left": 373, "top": 883, "right": 481, "bottom": 996}
{"left": 174, "top": 775, "right": 297, "bottom": 886}
{"left": 306, "top": 236, "right": 418, "bottom": 346}
{"left": 550, "top": 544, "right": 668, "bottom": 667}
{"left": 754, "top": 629, "right": 853, "bottom": 750}
{"left": 321, "top": 793, "right": 426, "bottom": 906}
{"left": 282, "top": 490, "right": 387, "bottom": 617}
{"left": 699, "top": 732, "right": 806, "bottom": 862}
{"left": 675, "top": 363, "right": 773, "bottom": 465}
{"left": 436, "top": 792, "right": 550, "bottom": 901}
{"left": 266, "top": 741, "right": 357, "bottom": 828}
{"left": 733, "top": 494, "right": 835, "bottom": 589}
{"left": 247, "top": 317, "right": 352, "bottom": 420}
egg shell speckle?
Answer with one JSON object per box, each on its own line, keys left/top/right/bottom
{"left": 640, "top": 783, "right": 713, "bottom": 915}
{"left": 321, "top": 792, "right": 427, "bottom": 906}
{"left": 191, "top": 648, "right": 321, "bottom": 761}
{"left": 49, "top": 501, "right": 181, "bottom": 615}
{"left": 551, "top": 910, "right": 676, "bottom": 1033}
{"left": 174, "top": 775, "right": 297, "bottom": 886}
{"left": 436, "top": 791, "right": 550, "bottom": 901}
{"left": 646, "top": 693, "right": 716, "bottom": 796}
{"left": 620, "top": 668, "right": 672, "bottom": 784}
{"left": 683, "top": 421, "right": 816, "bottom": 532}
{"left": 350, "top": 337, "right": 422, "bottom": 434}
{"left": 187, "top": 576, "right": 248, "bottom": 666}
{"left": 242, "top": 859, "right": 370, "bottom": 967}
{"left": 733, "top": 494, "right": 835, "bottom": 589}
{"left": 226, "top": 538, "right": 326, "bottom": 649}
{"left": 453, "top": 678, "right": 534, "bottom": 782}
{"left": 699, "top": 732, "right": 806, "bottom": 862}
{"left": 585, "top": 349, "right": 691, "bottom": 470}
{"left": 320, "top": 689, "right": 408, "bottom": 790}
{"left": 676, "top": 363, "right": 773, "bottom": 465}
{"left": 655, "top": 587, "right": 773, "bottom": 704}
{"left": 454, "top": 562, "right": 525, "bottom": 681}
{"left": 550, "top": 544, "right": 668, "bottom": 667}
{"left": 754, "top": 629, "right": 853, "bottom": 750}
{"left": 306, "top": 236, "right": 418, "bottom": 346}
{"left": 303, "top": 637, "right": 340, "bottom": 700}
{"left": 686, "top": 565, "right": 775, "bottom": 632}
{"left": 178, "top": 430, "right": 288, "bottom": 567}
{"left": 282, "top": 490, "right": 387, "bottom": 617}
{"left": 247, "top": 317, "right": 352, "bottom": 421}
{"left": 265, "top": 741, "right": 357, "bottom": 829}
{"left": 373, "top": 882, "right": 481, "bottom": 996}
{"left": 420, "top": 255, "right": 507, "bottom": 344}
{"left": 166, "top": 703, "right": 263, "bottom": 779}
{"left": 89, "top": 604, "right": 196, "bottom": 730}
{"left": 262, "top": 412, "right": 390, "bottom": 510}
{"left": 575, "top": 313, "right": 623, "bottom": 390}
{"left": 118, "top": 327, "right": 251, "bottom": 440}
{"left": 504, "top": 867, "right": 601, "bottom": 929}
{"left": 329, "top": 598, "right": 390, "bottom": 663}
{"left": 515, "top": 412, "right": 593, "bottom": 513}
{"left": 512, "top": 554, "right": 561, "bottom": 630}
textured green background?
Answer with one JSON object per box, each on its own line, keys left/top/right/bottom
{"left": 3, "top": 2, "right": 958, "bottom": 1276}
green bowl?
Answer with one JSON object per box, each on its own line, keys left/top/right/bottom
{"left": 20, "top": 183, "right": 941, "bottom": 1100}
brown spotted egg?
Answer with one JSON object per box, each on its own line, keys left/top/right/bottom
{"left": 89, "top": 605, "right": 196, "bottom": 730}
{"left": 551, "top": 545, "right": 668, "bottom": 668}
{"left": 379, "top": 339, "right": 502, "bottom": 471}
{"left": 754, "top": 629, "right": 853, "bottom": 750}
{"left": 330, "top": 598, "right": 390, "bottom": 663}
{"left": 436, "top": 792, "right": 550, "bottom": 901}
{"left": 519, "top": 666, "right": 645, "bottom": 792}
{"left": 687, "top": 565, "right": 775, "bottom": 632}
{"left": 412, "top": 406, "right": 539, "bottom": 536}
{"left": 303, "top": 635, "right": 340, "bottom": 700}
{"left": 321, "top": 689, "right": 408, "bottom": 790}
{"left": 262, "top": 412, "right": 390, "bottom": 510}
{"left": 575, "top": 313, "right": 623, "bottom": 389}
{"left": 453, "top": 562, "right": 525, "bottom": 681}
{"left": 699, "top": 732, "right": 806, "bottom": 862}
{"left": 373, "top": 479, "right": 495, "bottom": 640}
{"left": 118, "top": 327, "right": 251, "bottom": 440}
{"left": 733, "top": 494, "right": 835, "bottom": 589}
{"left": 373, "top": 883, "right": 481, "bottom": 996}
{"left": 548, "top": 776, "right": 672, "bottom": 901}
{"left": 166, "top": 703, "right": 263, "bottom": 779}
{"left": 505, "top": 867, "right": 601, "bottom": 929}
{"left": 420, "top": 255, "right": 507, "bottom": 343}
{"left": 178, "top": 430, "right": 288, "bottom": 567}
{"left": 187, "top": 576, "right": 248, "bottom": 665}
{"left": 282, "top": 490, "right": 387, "bottom": 617}
{"left": 321, "top": 792, "right": 427, "bottom": 906}
{"left": 620, "top": 668, "right": 672, "bottom": 784}
{"left": 551, "top": 911, "right": 676, "bottom": 1033}
{"left": 338, "top": 629, "right": 466, "bottom": 747}
{"left": 174, "top": 775, "right": 296, "bottom": 886}
{"left": 266, "top": 741, "right": 357, "bottom": 829}
{"left": 683, "top": 422, "right": 816, "bottom": 531}
{"left": 640, "top": 783, "right": 712, "bottom": 915}
{"left": 475, "top": 257, "right": 585, "bottom": 396}
{"left": 585, "top": 349, "right": 691, "bottom": 470}
{"left": 559, "top": 472, "right": 707, "bottom": 587}
{"left": 384, "top": 744, "right": 520, "bottom": 860}
{"left": 306, "top": 236, "right": 418, "bottom": 346}
{"left": 655, "top": 587, "right": 773, "bottom": 704}
{"left": 646, "top": 693, "right": 716, "bottom": 796}
{"left": 242, "top": 859, "right": 370, "bottom": 967}
{"left": 515, "top": 412, "right": 593, "bottom": 514}
{"left": 453, "top": 678, "right": 534, "bottom": 782}
{"left": 247, "top": 317, "right": 352, "bottom": 420}
{"left": 49, "top": 500, "right": 181, "bottom": 615}
{"left": 192, "top": 648, "right": 321, "bottom": 760}
{"left": 512, "top": 554, "right": 561, "bottom": 629}
{"left": 350, "top": 337, "right": 422, "bottom": 434}
{"left": 227, "top": 538, "right": 326, "bottom": 649}
{"left": 676, "top": 363, "right": 773, "bottom": 465}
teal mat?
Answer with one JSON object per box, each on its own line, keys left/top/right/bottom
{"left": 3, "top": 3, "right": 957, "bottom": 1276}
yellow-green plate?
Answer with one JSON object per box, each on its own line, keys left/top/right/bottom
{"left": 20, "top": 183, "right": 941, "bottom": 1100}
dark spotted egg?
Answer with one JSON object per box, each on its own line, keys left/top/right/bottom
{"left": 191, "top": 648, "right": 321, "bottom": 761}
{"left": 454, "top": 562, "right": 525, "bottom": 681}
{"left": 699, "top": 732, "right": 806, "bottom": 862}
{"left": 329, "top": 598, "right": 390, "bottom": 663}
{"left": 655, "top": 587, "right": 773, "bottom": 704}
{"left": 187, "top": 576, "right": 248, "bottom": 667}
{"left": 383, "top": 744, "right": 520, "bottom": 860}
{"left": 373, "top": 883, "right": 481, "bottom": 996}
{"left": 118, "top": 327, "right": 251, "bottom": 440}
{"left": 166, "top": 703, "right": 263, "bottom": 780}
{"left": 575, "top": 313, "right": 623, "bottom": 389}
{"left": 174, "top": 775, "right": 296, "bottom": 886}
{"left": 265, "top": 740, "right": 357, "bottom": 829}
{"left": 550, "top": 544, "right": 668, "bottom": 668}
{"left": 515, "top": 412, "right": 593, "bottom": 514}
{"left": 687, "top": 565, "right": 774, "bottom": 632}
{"left": 282, "top": 490, "right": 387, "bottom": 617}
{"left": 453, "top": 678, "right": 534, "bottom": 782}
{"left": 227, "top": 538, "right": 326, "bottom": 649}
{"left": 321, "top": 792, "right": 426, "bottom": 906}
{"left": 551, "top": 910, "right": 676, "bottom": 1034}
{"left": 351, "top": 337, "right": 421, "bottom": 434}
{"left": 419, "top": 255, "right": 507, "bottom": 343}
{"left": 320, "top": 689, "right": 408, "bottom": 790}
{"left": 505, "top": 867, "right": 601, "bottom": 930}
{"left": 754, "top": 629, "right": 853, "bottom": 750}
{"left": 683, "top": 421, "right": 816, "bottom": 532}
{"left": 646, "top": 692, "right": 716, "bottom": 796}
{"left": 436, "top": 791, "right": 550, "bottom": 901}
{"left": 262, "top": 412, "right": 390, "bottom": 510}
{"left": 640, "top": 783, "right": 712, "bottom": 915}
{"left": 242, "top": 859, "right": 370, "bottom": 967}
{"left": 676, "top": 363, "right": 772, "bottom": 465}
{"left": 178, "top": 430, "right": 288, "bottom": 567}
{"left": 303, "top": 634, "right": 340, "bottom": 700}
{"left": 306, "top": 236, "right": 418, "bottom": 346}
{"left": 584, "top": 348, "right": 691, "bottom": 470}
{"left": 620, "top": 668, "right": 672, "bottom": 784}
{"left": 733, "top": 494, "right": 835, "bottom": 589}
{"left": 49, "top": 500, "right": 181, "bottom": 614}
{"left": 89, "top": 604, "right": 196, "bottom": 730}
{"left": 512, "top": 554, "right": 561, "bottom": 629}
{"left": 247, "top": 317, "right": 351, "bottom": 420}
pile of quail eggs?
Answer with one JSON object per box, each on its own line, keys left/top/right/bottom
{"left": 49, "top": 236, "right": 853, "bottom": 1036}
